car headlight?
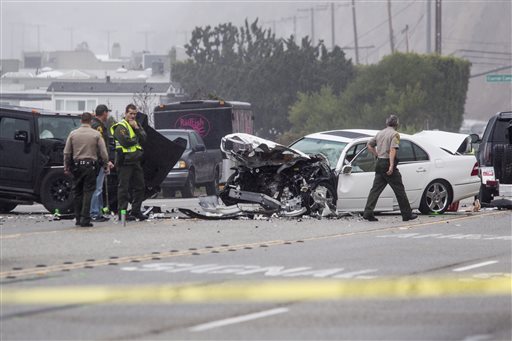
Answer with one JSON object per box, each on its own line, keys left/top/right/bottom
{"left": 173, "top": 160, "right": 187, "bottom": 169}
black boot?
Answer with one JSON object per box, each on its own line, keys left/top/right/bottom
{"left": 80, "top": 218, "right": 93, "bottom": 227}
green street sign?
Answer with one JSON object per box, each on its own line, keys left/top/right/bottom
{"left": 486, "top": 74, "right": 512, "bottom": 82}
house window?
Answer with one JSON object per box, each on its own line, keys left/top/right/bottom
{"left": 57, "top": 99, "right": 97, "bottom": 113}
{"left": 56, "top": 99, "right": 64, "bottom": 111}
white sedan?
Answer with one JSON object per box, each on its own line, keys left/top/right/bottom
{"left": 290, "top": 129, "right": 480, "bottom": 214}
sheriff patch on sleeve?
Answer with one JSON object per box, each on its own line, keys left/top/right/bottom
{"left": 392, "top": 133, "right": 400, "bottom": 148}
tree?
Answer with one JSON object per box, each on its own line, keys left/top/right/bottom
{"left": 172, "top": 20, "right": 355, "bottom": 139}
{"left": 286, "top": 52, "right": 471, "bottom": 137}
{"left": 132, "top": 84, "right": 157, "bottom": 127}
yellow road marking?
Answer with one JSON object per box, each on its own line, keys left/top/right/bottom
{"left": 2, "top": 276, "right": 510, "bottom": 305}
{"left": 1, "top": 211, "right": 507, "bottom": 279}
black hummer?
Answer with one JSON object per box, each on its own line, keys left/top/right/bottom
{"left": 0, "top": 104, "right": 185, "bottom": 214}
{"left": 0, "top": 104, "right": 80, "bottom": 213}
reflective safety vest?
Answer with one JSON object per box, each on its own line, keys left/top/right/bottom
{"left": 110, "top": 119, "right": 142, "bottom": 153}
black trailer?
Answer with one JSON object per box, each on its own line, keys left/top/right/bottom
{"left": 154, "top": 100, "right": 253, "bottom": 182}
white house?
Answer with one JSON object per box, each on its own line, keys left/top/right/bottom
{"left": 47, "top": 81, "right": 185, "bottom": 122}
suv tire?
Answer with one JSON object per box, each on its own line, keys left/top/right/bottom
{"left": 492, "top": 145, "right": 505, "bottom": 181}
{"left": 40, "top": 170, "right": 74, "bottom": 214}
{"left": 501, "top": 145, "right": 512, "bottom": 184}
{"left": 478, "top": 184, "right": 493, "bottom": 204}
{"left": 0, "top": 202, "right": 17, "bottom": 213}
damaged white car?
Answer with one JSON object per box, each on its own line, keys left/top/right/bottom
{"left": 290, "top": 129, "right": 480, "bottom": 214}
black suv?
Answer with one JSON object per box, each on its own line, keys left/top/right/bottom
{"left": 0, "top": 104, "right": 185, "bottom": 213}
{"left": 476, "top": 111, "right": 512, "bottom": 203}
{"left": 0, "top": 104, "right": 81, "bottom": 213}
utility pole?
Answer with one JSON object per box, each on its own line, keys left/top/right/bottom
{"left": 401, "top": 25, "right": 409, "bottom": 53}
{"left": 282, "top": 15, "right": 306, "bottom": 43}
{"left": 311, "top": 8, "right": 315, "bottom": 43}
{"left": 177, "top": 31, "right": 189, "bottom": 45}
{"left": 31, "top": 24, "right": 44, "bottom": 52}
{"left": 343, "top": 45, "right": 375, "bottom": 64}
{"left": 331, "top": 2, "right": 335, "bottom": 49}
{"left": 293, "top": 15, "right": 297, "bottom": 40}
{"left": 351, "top": 0, "right": 359, "bottom": 64}
{"left": 103, "top": 30, "right": 116, "bottom": 57}
{"left": 387, "top": 0, "right": 395, "bottom": 53}
{"left": 8, "top": 23, "right": 14, "bottom": 58}
{"left": 65, "top": 27, "right": 74, "bottom": 50}
{"left": 298, "top": 7, "right": 315, "bottom": 44}
{"left": 139, "top": 31, "right": 154, "bottom": 52}
{"left": 435, "top": 0, "right": 442, "bottom": 54}
{"left": 426, "top": 0, "right": 432, "bottom": 53}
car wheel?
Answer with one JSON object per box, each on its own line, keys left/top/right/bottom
{"left": 478, "top": 184, "right": 493, "bottom": 204}
{"left": 307, "top": 181, "right": 337, "bottom": 215}
{"left": 0, "top": 202, "right": 17, "bottom": 213}
{"left": 182, "top": 170, "right": 195, "bottom": 198}
{"left": 419, "top": 180, "right": 452, "bottom": 214}
{"left": 40, "top": 170, "right": 74, "bottom": 214}
{"left": 162, "top": 188, "right": 176, "bottom": 198}
{"left": 205, "top": 168, "right": 220, "bottom": 196}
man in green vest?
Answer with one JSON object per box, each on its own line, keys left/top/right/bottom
{"left": 111, "top": 104, "right": 148, "bottom": 221}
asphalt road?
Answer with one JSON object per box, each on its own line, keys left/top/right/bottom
{"left": 1, "top": 199, "right": 511, "bottom": 340}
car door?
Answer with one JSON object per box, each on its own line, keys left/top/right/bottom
{"left": 336, "top": 141, "right": 394, "bottom": 212}
{"left": 0, "top": 115, "right": 36, "bottom": 190}
{"left": 394, "top": 140, "right": 431, "bottom": 208}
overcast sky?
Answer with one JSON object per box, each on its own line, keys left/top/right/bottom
{"left": 1, "top": 0, "right": 511, "bottom": 66}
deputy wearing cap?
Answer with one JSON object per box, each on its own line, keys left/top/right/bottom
{"left": 90, "top": 104, "right": 114, "bottom": 222}
{"left": 64, "top": 112, "right": 109, "bottom": 227}
{"left": 362, "top": 114, "right": 418, "bottom": 222}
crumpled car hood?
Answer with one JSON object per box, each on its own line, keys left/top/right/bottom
{"left": 221, "top": 133, "right": 310, "bottom": 167}
{"left": 413, "top": 130, "right": 471, "bottom": 154}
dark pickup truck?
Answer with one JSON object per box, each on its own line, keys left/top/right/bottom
{"left": 158, "top": 129, "right": 222, "bottom": 197}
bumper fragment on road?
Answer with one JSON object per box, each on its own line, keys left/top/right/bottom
{"left": 2, "top": 276, "right": 511, "bottom": 305}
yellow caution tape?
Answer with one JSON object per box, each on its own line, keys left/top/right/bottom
{"left": 2, "top": 276, "right": 511, "bottom": 305}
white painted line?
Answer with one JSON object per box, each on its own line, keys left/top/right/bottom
{"left": 453, "top": 261, "right": 498, "bottom": 272}
{"left": 190, "top": 307, "right": 289, "bottom": 332}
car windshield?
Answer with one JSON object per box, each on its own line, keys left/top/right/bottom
{"left": 38, "top": 116, "right": 81, "bottom": 140}
{"left": 162, "top": 132, "right": 190, "bottom": 148}
{"left": 290, "top": 137, "right": 347, "bottom": 168}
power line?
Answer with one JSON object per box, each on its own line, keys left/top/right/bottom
{"left": 470, "top": 65, "right": 512, "bottom": 78}
{"left": 396, "top": 13, "right": 425, "bottom": 51}
{"left": 461, "top": 54, "right": 512, "bottom": 62}
{"left": 445, "top": 37, "right": 511, "bottom": 47}
{"left": 453, "top": 49, "right": 512, "bottom": 56}
{"left": 344, "top": 0, "right": 419, "bottom": 47}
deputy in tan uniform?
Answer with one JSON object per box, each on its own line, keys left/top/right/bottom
{"left": 362, "top": 114, "right": 418, "bottom": 222}
{"left": 64, "top": 112, "right": 109, "bottom": 227}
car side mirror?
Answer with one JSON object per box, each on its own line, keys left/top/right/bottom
{"left": 469, "top": 133, "right": 480, "bottom": 144}
{"left": 341, "top": 165, "right": 352, "bottom": 174}
{"left": 14, "top": 130, "right": 30, "bottom": 143}
{"left": 194, "top": 144, "right": 206, "bottom": 152}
